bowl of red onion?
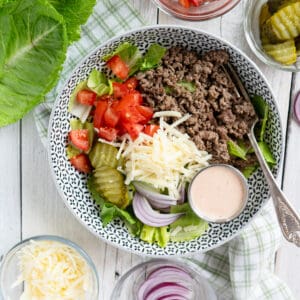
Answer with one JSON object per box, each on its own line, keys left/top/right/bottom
{"left": 151, "top": 0, "right": 241, "bottom": 21}
{"left": 110, "top": 258, "right": 217, "bottom": 300}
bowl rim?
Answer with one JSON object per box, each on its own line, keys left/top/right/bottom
{"left": 0, "top": 235, "right": 99, "bottom": 298}
{"left": 151, "top": 0, "right": 241, "bottom": 21}
{"left": 243, "top": 0, "right": 300, "bottom": 72}
{"left": 48, "top": 24, "right": 283, "bottom": 257}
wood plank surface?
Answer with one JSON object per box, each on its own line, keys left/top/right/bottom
{"left": 275, "top": 72, "right": 300, "bottom": 298}
{"left": 0, "top": 122, "right": 21, "bottom": 257}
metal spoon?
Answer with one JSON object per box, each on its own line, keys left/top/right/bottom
{"left": 223, "top": 62, "right": 300, "bottom": 247}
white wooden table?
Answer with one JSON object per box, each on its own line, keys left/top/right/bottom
{"left": 1, "top": 1, "right": 300, "bottom": 299}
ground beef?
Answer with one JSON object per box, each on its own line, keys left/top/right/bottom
{"left": 136, "top": 47, "right": 257, "bottom": 168}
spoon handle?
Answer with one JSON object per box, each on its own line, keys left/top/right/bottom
{"left": 248, "top": 122, "right": 300, "bottom": 247}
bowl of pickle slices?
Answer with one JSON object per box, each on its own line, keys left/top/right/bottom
{"left": 244, "top": 0, "right": 300, "bottom": 71}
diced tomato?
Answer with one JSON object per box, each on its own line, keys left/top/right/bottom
{"left": 93, "top": 100, "right": 108, "bottom": 129}
{"left": 115, "top": 91, "right": 143, "bottom": 112}
{"left": 121, "top": 106, "right": 146, "bottom": 124}
{"left": 179, "top": 0, "right": 190, "bottom": 8}
{"left": 112, "top": 82, "right": 129, "bottom": 99}
{"left": 98, "top": 127, "right": 118, "bottom": 142}
{"left": 144, "top": 124, "right": 160, "bottom": 137}
{"left": 70, "top": 153, "right": 91, "bottom": 173}
{"left": 76, "top": 90, "right": 97, "bottom": 106}
{"left": 136, "top": 105, "right": 153, "bottom": 122}
{"left": 122, "top": 122, "right": 144, "bottom": 140}
{"left": 125, "top": 77, "right": 138, "bottom": 90}
{"left": 107, "top": 55, "right": 129, "bottom": 80}
{"left": 104, "top": 105, "right": 120, "bottom": 128}
{"left": 189, "top": 0, "right": 205, "bottom": 6}
{"left": 69, "top": 129, "right": 90, "bottom": 152}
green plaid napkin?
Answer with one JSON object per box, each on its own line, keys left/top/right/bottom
{"left": 34, "top": 1, "right": 294, "bottom": 299}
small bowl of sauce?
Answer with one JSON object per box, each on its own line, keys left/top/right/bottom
{"left": 188, "top": 164, "right": 248, "bottom": 223}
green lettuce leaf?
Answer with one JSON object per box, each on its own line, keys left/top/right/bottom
{"left": 242, "top": 165, "right": 258, "bottom": 179}
{"left": 48, "top": 0, "right": 96, "bottom": 43}
{"left": 140, "top": 224, "right": 170, "bottom": 248}
{"left": 87, "top": 69, "right": 110, "bottom": 96}
{"left": 251, "top": 94, "right": 269, "bottom": 141}
{"left": 66, "top": 144, "right": 80, "bottom": 159}
{"left": 140, "top": 44, "right": 166, "bottom": 71}
{"left": 170, "top": 203, "right": 208, "bottom": 242}
{"left": 258, "top": 141, "right": 276, "bottom": 165}
{"left": 178, "top": 80, "right": 196, "bottom": 93}
{"left": 0, "top": 0, "right": 68, "bottom": 127}
{"left": 227, "top": 140, "right": 247, "bottom": 160}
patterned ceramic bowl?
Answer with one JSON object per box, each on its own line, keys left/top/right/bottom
{"left": 152, "top": 0, "right": 241, "bottom": 21}
{"left": 48, "top": 25, "right": 282, "bottom": 256}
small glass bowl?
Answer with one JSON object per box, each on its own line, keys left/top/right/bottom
{"left": 110, "top": 258, "right": 217, "bottom": 300}
{"left": 244, "top": 0, "right": 300, "bottom": 72}
{"left": 0, "top": 235, "right": 99, "bottom": 299}
{"left": 152, "top": 0, "right": 241, "bottom": 21}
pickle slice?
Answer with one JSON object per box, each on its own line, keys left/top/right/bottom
{"left": 92, "top": 166, "right": 128, "bottom": 208}
{"left": 262, "top": 2, "right": 300, "bottom": 42}
{"left": 263, "top": 39, "right": 297, "bottom": 64}
{"left": 260, "top": 3, "right": 271, "bottom": 27}
{"left": 89, "top": 142, "right": 119, "bottom": 169}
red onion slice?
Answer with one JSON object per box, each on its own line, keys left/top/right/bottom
{"left": 294, "top": 91, "right": 300, "bottom": 124}
{"left": 138, "top": 280, "right": 192, "bottom": 300}
{"left": 145, "top": 283, "right": 192, "bottom": 300}
{"left": 133, "top": 181, "right": 178, "bottom": 207}
{"left": 158, "top": 296, "right": 188, "bottom": 300}
{"left": 132, "top": 193, "right": 184, "bottom": 227}
{"left": 148, "top": 266, "right": 192, "bottom": 283}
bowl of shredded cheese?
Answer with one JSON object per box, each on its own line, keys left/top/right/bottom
{"left": 0, "top": 235, "right": 99, "bottom": 300}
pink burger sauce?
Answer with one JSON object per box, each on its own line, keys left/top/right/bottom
{"left": 189, "top": 165, "right": 248, "bottom": 222}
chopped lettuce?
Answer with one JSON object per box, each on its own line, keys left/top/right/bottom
{"left": 252, "top": 95, "right": 269, "bottom": 141}
{"left": 66, "top": 144, "right": 80, "bottom": 159}
{"left": 140, "top": 225, "right": 170, "bottom": 248}
{"left": 103, "top": 42, "right": 143, "bottom": 76}
{"left": 178, "top": 81, "right": 196, "bottom": 93}
{"left": 87, "top": 69, "right": 111, "bottom": 96}
{"left": 48, "top": 0, "right": 96, "bottom": 43}
{"left": 242, "top": 165, "right": 258, "bottom": 179}
{"left": 170, "top": 203, "right": 208, "bottom": 242}
{"left": 164, "top": 85, "right": 174, "bottom": 95}
{"left": 140, "top": 44, "right": 167, "bottom": 71}
{"left": 0, "top": 0, "right": 68, "bottom": 127}
{"left": 227, "top": 140, "right": 247, "bottom": 160}
{"left": 68, "top": 81, "right": 92, "bottom": 123}
{"left": 258, "top": 141, "right": 276, "bottom": 165}
{"left": 87, "top": 177, "right": 141, "bottom": 236}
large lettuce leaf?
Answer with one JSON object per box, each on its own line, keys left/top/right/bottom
{"left": 0, "top": 0, "right": 68, "bottom": 127}
{"left": 48, "top": 0, "right": 96, "bottom": 43}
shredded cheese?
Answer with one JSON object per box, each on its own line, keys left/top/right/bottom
{"left": 121, "top": 114, "right": 211, "bottom": 199}
{"left": 153, "top": 111, "right": 182, "bottom": 118}
{"left": 13, "top": 240, "right": 93, "bottom": 300}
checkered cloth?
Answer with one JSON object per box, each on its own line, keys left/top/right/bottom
{"left": 34, "top": 1, "right": 294, "bottom": 299}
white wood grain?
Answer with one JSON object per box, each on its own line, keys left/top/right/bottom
{"left": 0, "top": 122, "right": 21, "bottom": 256}
{"left": 275, "top": 73, "right": 300, "bottom": 298}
